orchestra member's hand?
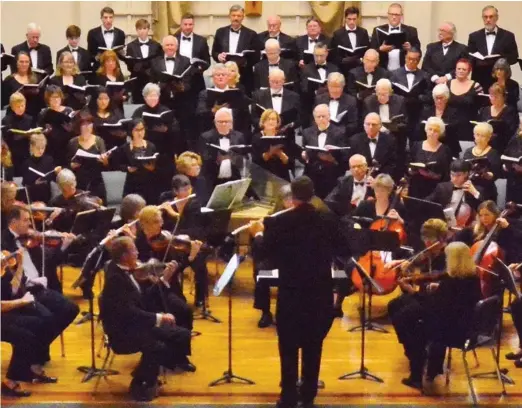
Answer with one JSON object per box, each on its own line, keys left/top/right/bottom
{"left": 20, "top": 291, "right": 35, "bottom": 306}
{"left": 496, "top": 217, "right": 509, "bottom": 229}
{"left": 426, "top": 282, "right": 439, "bottom": 293}
{"left": 54, "top": 166, "right": 62, "bottom": 174}
{"left": 159, "top": 201, "right": 178, "bottom": 218}
{"left": 402, "top": 41, "right": 412, "bottom": 51}
{"left": 301, "top": 150, "right": 309, "bottom": 163}
{"left": 509, "top": 263, "right": 521, "bottom": 279}
{"left": 398, "top": 278, "right": 415, "bottom": 294}
{"left": 71, "top": 161, "right": 81, "bottom": 170}
{"left": 384, "top": 259, "right": 405, "bottom": 270}
{"left": 248, "top": 220, "right": 264, "bottom": 237}
{"left": 160, "top": 313, "right": 176, "bottom": 327}
{"left": 218, "top": 52, "right": 228, "bottom": 63}
{"left": 298, "top": 60, "right": 305, "bottom": 68}
{"left": 379, "top": 43, "right": 394, "bottom": 53}
{"left": 143, "top": 163, "right": 155, "bottom": 172}
{"left": 162, "top": 261, "right": 179, "bottom": 282}
{"left": 387, "top": 209, "right": 404, "bottom": 224}
{"left": 127, "top": 166, "right": 138, "bottom": 173}
{"left": 366, "top": 176, "right": 375, "bottom": 186}
{"left": 61, "top": 232, "right": 76, "bottom": 250}
{"left": 189, "top": 240, "right": 203, "bottom": 262}
{"left": 121, "top": 224, "right": 136, "bottom": 240}
{"left": 462, "top": 180, "right": 479, "bottom": 197}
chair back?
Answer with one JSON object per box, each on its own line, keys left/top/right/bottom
{"left": 465, "top": 295, "right": 500, "bottom": 349}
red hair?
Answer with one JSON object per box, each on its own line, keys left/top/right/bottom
{"left": 456, "top": 58, "right": 472, "bottom": 72}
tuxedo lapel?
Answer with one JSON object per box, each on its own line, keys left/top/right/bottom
{"left": 262, "top": 91, "right": 274, "bottom": 109}
{"left": 491, "top": 30, "right": 504, "bottom": 55}
{"left": 237, "top": 29, "right": 248, "bottom": 52}
{"left": 222, "top": 28, "right": 230, "bottom": 53}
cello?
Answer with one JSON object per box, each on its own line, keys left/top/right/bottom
{"left": 351, "top": 178, "right": 408, "bottom": 295}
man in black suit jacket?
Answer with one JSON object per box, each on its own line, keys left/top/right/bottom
{"left": 295, "top": 17, "right": 330, "bottom": 68}
{"left": 253, "top": 39, "right": 298, "bottom": 91}
{"left": 199, "top": 107, "right": 246, "bottom": 189}
{"left": 467, "top": 5, "right": 519, "bottom": 90}
{"left": 11, "top": 23, "right": 53, "bottom": 76}
{"left": 314, "top": 72, "right": 358, "bottom": 140}
{"left": 100, "top": 237, "right": 192, "bottom": 402}
{"left": 211, "top": 4, "right": 261, "bottom": 95}
{"left": 362, "top": 79, "right": 406, "bottom": 121}
{"left": 370, "top": 3, "right": 420, "bottom": 71}
{"left": 249, "top": 176, "right": 351, "bottom": 408}
{"left": 257, "top": 15, "right": 297, "bottom": 62}
{"left": 86, "top": 6, "right": 126, "bottom": 69}
{"left": 330, "top": 7, "right": 371, "bottom": 77}
{"left": 350, "top": 112, "right": 397, "bottom": 178}
{"left": 56, "top": 25, "right": 92, "bottom": 74}
{"left": 422, "top": 22, "right": 468, "bottom": 86}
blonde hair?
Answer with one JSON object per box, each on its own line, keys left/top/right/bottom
{"left": 56, "top": 51, "right": 79, "bottom": 76}
{"left": 473, "top": 200, "right": 500, "bottom": 241}
{"left": 9, "top": 92, "right": 26, "bottom": 108}
{"left": 1, "top": 140, "right": 13, "bottom": 168}
{"left": 30, "top": 133, "right": 47, "bottom": 147}
{"left": 421, "top": 218, "right": 448, "bottom": 242}
{"left": 259, "top": 109, "right": 281, "bottom": 130}
{"left": 175, "top": 151, "right": 202, "bottom": 174}
{"left": 373, "top": 173, "right": 394, "bottom": 192}
{"left": 225, "top": 61, "right": 240, "bottom": 86}
{"left": 425, "top": 116, "right": 446, "bottom": 136}
{"left": 1, "top": 181, "right": 18, "bottom": 209}
{"left": 445, "top": 242, "right": 477, "bottom": 278}
{"left": 139, "top": 205, "right": 162, "bottom": 227}
{"left": 473, "top": 122, "right": 494, "bottom": 139}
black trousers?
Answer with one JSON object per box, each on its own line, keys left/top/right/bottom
{"left": 144, "top": 285, "right": 194, "bottom": 332}
{"left": 511, "top": 297, "right": 522, "bottom": 349}
{"left": 253, "top": 267, "right": 271, "bottom": 313}
{"left": 189, "top": 253, "right": 209, "bottom": 305}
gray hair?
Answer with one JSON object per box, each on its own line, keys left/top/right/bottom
{"left": 120, "top": 194, "right": 146, "bottom": 222}
{"left": 142, "top": 82, "right": 161, "bottom": 98}
{"left": 268, "top": 68, "right": 285, "bottom": 80}
{"left": 215, "top": 107, "right": 233, "bottom": 122}
{"left": 432, "top": 83, "right": 450, "bottom": 100}
{"left": 212, "top": 63, "right": 228, "bottom": 75}
{"left": 56, "top": 168, "right": 77, "bottom": 189}
{"left": 265, "top": 38, "right": 280, "bottom": 50}
{"left": 313, "top": 103, "right": 330, "bottom": 116}
{"left": 375, "top": 78, "right": 392, "bottom": 92}
{"left": 229, "top": 4, "right": 244, "bottom": 13}
{"left": 27, "top": 23, "right": 41, "bottom": 33}
{"left": 442, "top": 21, "right": 457, "bottom": 34}
{"left": 327, "top": 72, "right": 345, "bottom": 86}
{"left": 492, "top": 58, "right": 512, "bottom": 79}
{"left": 374, "top": 173, "right": 395, "bottom": 191}
{"left": 313, "top": 42, "right": 328, "bottom": 52}
{"left": 425, "top": 116, "right": 446, "bottom": 135}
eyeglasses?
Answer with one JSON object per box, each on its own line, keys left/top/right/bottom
{"left": 134, "top": 127, "right": 146, "bottom": 132}
{"left": 216, "top": 120, "right": 232, "bottom": 125}
{"left": 388, "top": 13, "right": 402, "bottom": 17}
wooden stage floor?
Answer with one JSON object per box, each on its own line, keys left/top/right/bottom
{"left": 2, "top": 259, "right": 522, "bottom": 406}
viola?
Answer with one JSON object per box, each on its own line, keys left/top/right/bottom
{"left": 392, "top": 241, "right": 444, "bottom": 275}
{"left": 453, "top": 166, "right": 483, "bottom": 228}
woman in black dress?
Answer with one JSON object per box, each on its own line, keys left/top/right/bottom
{"left": 37, "top": 85, "right": 75, "bottom": 166}
{"left": 66, "top": 114, "right": 109, "bottom": 203}
{"left": 491, "top": 58, "right": 520, "bottom": 108}
{"left": 175, "top": 151, "right": 210, "bottom": 204}
{"left": 503, "top": 124, "right": 522, "bottom": 206}
{"left": 408, "top": 117, "right": 452, "bottom": 199}
{"left": 92, "top": 50, "right": 127, "bottom": 111}
{"left": 477, "top": 83, "right": 519, "bottom": 154}
{"left": 462, "top": 122, "right": 502, "bottom": 203}
{"left": 48, "top": 51, "right": 87, "bottom": 111}
{"left": 117, "top": 119, "right": 158, "bottom": 204}
{"left": 90, "top": 87, "right": 125, "bottom": 153}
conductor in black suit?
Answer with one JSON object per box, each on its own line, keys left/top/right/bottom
{"left": 253, "top": 39, "right": 298, "bottom": 91}
{"left": 86, "top": 6, "right": 126, "bottom": 69}
{"left": 11, "top": 23, "right": 53, "bottom": 76}
{"left": 422, "top": 22, "right": 468, "bottom": 86}
{"left": 212, "top": 4, "right": 261, "bottom": 95}
{"left": 295, "top": 17, "right": 330, "bottom": 69}
{"left": 330, "top": 7, "right": 370, "bottom": 77}
{"left": 370, "top": 3, "right": 420, "bottom": 71}
{"left": 249, "top": 176, "right": 351, "bottom": 408}
{"left": 257, "top": 15, "right": 297, "bottom": 62}
{"left": 56, "top": 25, "right": 92, "bottom": 74}
{"left": 468, "top": 5, "right": 519, "bottom": 90}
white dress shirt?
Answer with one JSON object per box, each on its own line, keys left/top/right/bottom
{"left": 485, "top": 27, "right": 498, "bottom": 55}
{"left": 367, "top": 73, "right": 374, "bottom": 86}
{"left": 405, "top": 69, "right": 415, "bottom": 89}
{"left": 368, "top": 137, "right": 378, "bottom": 157}
{"left": 307, "top": 37, "right": 318, "bottom": 53}
{"left": 270, "top": 88, "right": 283, "bottom": 114}
{"left": 29, "top": 45, "right": 38, "bottom": 69}
{"left": 11, "top": 228, "right": 44, "bottom": 287}
{"left": 329, "top": 99, "right": 340, "bottom": 119}
{"left": 218, "top": 136, "right": 232, "bottom": 178}
{"left": 165, "top": 56, "right": 175, "bottom": 74}
{"left": 345, "top": 26, "right": 357, "bottom": 49}
{"left": 102, "top": 26, "right": 114, "bottom": 49}
{"left": 387, "top": 24, "right": 401, "bottom": 71}
{"left": 317, "top": 66, "right": 327, "bottom": 81}
{"left": 379, "top": 104, "right": 390, "bottom": 122}
{"left": 69, "top": 47, "right": 79, "bottom": 63}
{"left": 351, "top": 178, "right": 368, "bottom": 206}
{"left": 450, "top": 188, "right": 465, "bottom": 211}
{"left": 430, "top": 42, "right": 454, "bottom": 83}
{"left": 179, "top": 32, "right": 194, "bottom": 58}
{"left": 229, "top": 29, "right": 241, "bottom": 54}
{"left": 139, "top": 39, "right": 149, "bottom": 59}
{"left": 318, "top": 132, "right": 327, "bottom": 148}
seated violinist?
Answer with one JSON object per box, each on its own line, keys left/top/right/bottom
{"left": 1, "top": 181, "right": 21, "bottom": 230}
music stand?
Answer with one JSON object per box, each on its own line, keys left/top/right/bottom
{"left": 348, "top": 229, "right": 400, "bottom": 333}
{"left": 403, "top": 196, "right": 446, "bottom": 250}
{"left": 472, "top": 257, "right": 518, "bottom": 385}
{"left": 209, "top": 254, "right": 255, "bottom": 386}
{"left": 339, "top": 256, "right": 385, "bottom": 383}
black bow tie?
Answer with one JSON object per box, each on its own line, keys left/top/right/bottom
{"left": 406, "top": 70, "right": 416, "bottom": 75}
{"left": 486, "top": 31, "right": 496, "bottom": 36}
{"left": 390, "top": 27, "right": 400, "bottom": 31}
{"left": 346, "top": 29, "right": 357, "bottom": 33}
{"left": 368, "top": 138, "right": 377, "bottom": 144}
{"left": 104, "top": 29, "right": 114, "bottom": 34}
{"left": 29, "top": 45, "right": 40, "bottom": 51}
{"left": 139, "top": 41, "right": 149, "bottom": 46}
{"left": 316, "top": 64, "right": 326, "bottom": 70}
{"left": 271, "top": 93, "right": 282, "bottom": 98}
{"left": 269, "top": 63, "right": 279, "bottom": 67}
{"left": 69, "top": 47, "right": 79, "bottom": 52}
{"left": 182, "top": 36, "right": 191, "bottom": 42}
{"left": 330, "top": 97, "right": 340, "bottom": 102}
{"left": 354, "top": 181, "right": 365, "bottom": 187}
{"left": 309, "top": 38, "right": 318, "bottom": 43}
{"left": 166, "top": 57, "right": 175, "bottom": 61}
{"left": 230, "top": 28, "right": 241, "bottom": 34}
{"left": 269, "top": 36, "right": 279, "bottom": 40}
{"left": 453, "top": 186, "right": 463, "bottom": 191}
{"left": 220, "top": 135, "right": 230, "bottom": 139}
{"left": 442, "top": 44, "right": 450, "bottom": 50}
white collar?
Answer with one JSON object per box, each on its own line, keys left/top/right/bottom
{"left": 308, "top": 36, "right": 319, "bottom": 42}
{"left": 9, "top": 228, "right": 19, "bottom": 239}
{"left": 138, "top": 38, "right": 149, "bottom": 44}
{"left": 442, "top": 41, "right": 453, "bottom": 47}
{"left": 101, "top": 25, "right": 114, "bottom": 32}
{"left": 345, "top": 25, "right": 357, "bottom": 32}
{"left": 270, "top": 88, "right": 283, "bottom": 94}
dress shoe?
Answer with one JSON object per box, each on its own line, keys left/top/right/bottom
{"left": 1, "top": 383, "right": 31, "bottom": 397}
{"left": 32, "top": 373, "right": 58, "bottom": 384}
{"left": 129, "top": 379, "right": 157, "bottom": 402}
{"left": 258, "top": 312, "right": 273, "bottom": 328}
{"left": 275, "top": 399, "right": 297, "bottom": 408}
{"left": 177, "top": 361, "right": 197, "bottom": 372}
{"left": 514, "top": 359, "right": 522, "bottom": 368}
{"left": 401, "top": 376, "right": 422, "bottom": 390}
{"left": 298, "top": 401, "right": 317, "bottom": 408}
{"left": 506, "top": 350, "right": 522, "bottom": 360}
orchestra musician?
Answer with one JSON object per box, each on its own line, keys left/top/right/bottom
{"left": 174, "top": 151, "right": 210, "bottom": 205}
{"left": 1, "top": 181, "right": 20, "bottom": 230}
{"left": 503, "top": 123, "right": 522, "bottom": 205}
{"left": 1, "top": 138, "right": 14, "bottom": 182}
{"left": 505, "top": 263, "right": 522, "bottom": 368}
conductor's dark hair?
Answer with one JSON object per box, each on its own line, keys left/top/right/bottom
{"left": 450, "top": 159, "right": 471, "bottom": 173}
{"left": 6, "top": 206, "right": 29, "bottom": 225}
{"left": 345, "top": 7, "right": 360, "bottom": 17}
{"left": 66, "top": 25, "right": 81, "bottom": 38}
{"left": 120, "top": 194, "right": 146, "bottom": 223}
{"left": 291, "top": 176, "right": 315, "bottom": 202}
{"left": 109, "top": 236, "right": 135, "bottom": 263}
{"left": 100, "top": 6, "right": 115, "bottom": 17}
{"left": 171, "top": 174, "right": 191, "bottom": 191}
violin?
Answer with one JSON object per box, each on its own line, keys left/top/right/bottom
{"left": 400, "top": 272, "right": 449, "bottom": 286}
{"left": 453, "top": 166, "right": 483, "bottom": 228}
{"left": 17, "top": 230, "right": 75, "bottom": 249}
{"left": 148, "top": 231, "right": 211, "bottom": 256}
{"left": 392, "top": 241, "right": 444, "bottom": 275}
{"left": 29, "top": 202, "right": 62, "bottom": 222}
{"left": 1, "top": 250, "right": 20, "bottom": 277}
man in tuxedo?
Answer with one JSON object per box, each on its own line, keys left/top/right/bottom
{"left": 314, "top": 72, "right": 358, "bottom": 140}
{"left": 350, "top": 112, "right": 397, "bottom": 178}
{"left": 86, "top": 6, "right": 126, "bottom": 69}
{"left": 422, "top": 22, "right": 468, "bottom": 86}
{"left": 11, "top": 23, "right": 53, "bottom": 76}
{"left": 56, "top": 25, "right": 92, "bottom": 74}
{"left": 125, "top": 19, "right": 162, "bottom": 104}
{"left": 468, "top": 5, "right": 519, "bottom": 90}
{"left": 199, "top": 107, "right": 246, "bottom": 189}
{"left": 249, "top": 176, "right": 350, "bottom": 408}
{"left": 211, "top": 4, "right": 261, "bottom": 95}
{"left": 330, "top": 6, "right": 370, "bottom": 77}
{"left": 100, "top": 237, "right": 193, "bottom": 402}
{"left": 302, "top": 104, "right": 347, "bottom": 198}
{"left": 300, "top": 42, "right": 339, "bottom": 128}
{"left": 296, "top": 17, "right": 330, "bottom": 68}
{"left": 253, "top": 39, "right": 298, "bottom": 91}
{"left": 251, "top": 68, "right": 301, "bottom": 141}
{"left": 257, "top": 15, "right": 297, "bottom": 61}
{"left": 370, "top": 3, "right": 421, "bottom": 71}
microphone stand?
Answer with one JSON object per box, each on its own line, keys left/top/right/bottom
{"left": 339, "top": 257, "right": 384, "bottom": 383}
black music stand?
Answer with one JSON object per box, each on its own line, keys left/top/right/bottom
{"left": 209, "top": 253, "right": 255, "bottom": 387}
{"left": 339, "top": 256, "right": 385, "bottom": 383}
{"left": 472, "top": 257, "right": 518, "bottom": 385}
{"left": 348, "top": 229, "right": 400, "bottom": 333}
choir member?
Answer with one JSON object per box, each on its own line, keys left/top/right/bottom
{"left": 418, "top": 84, "right": 461, "bottom": 157}
{"left": 225, "top": 60, "right": 243, "bottom": 91}
{"left": 21, "top": 134, "right": 60, "bottom": 203}
{"left": 253, "top": 39, "right": 298, "bottom": 91}
{"left": 49, "top": 51, "right": 88, "bottom": 111}
{"left": 10, "top": 23, "right": 53, "bottom": 77}
{"left": 66, "top": 114, "right": 109, "bottom": 203}
{"left": 447, "top": 59, "right": 482, "bottom": 141}
{"left": 362, "top": 78, "right": 405, "bottom": 127}
{"left": 90, "top": 87, "right": 125, "bottom": 152}
{"left": 408, "top": 117, "right": 452, "bottom": 199}
{"left": 175, "top": 151, "right": 210, "bottom": 205}
{"left": 1, "top": 43, "right": 10, "bottom": 79}
{"left": 91, "top": 50, "right": 126, "bottom": 111}
{"left": 211, "top": 4, "right": 261, "bottom": 95}
{"left": 330, "top": 7, "right": 370, "bottom": 76}
{"left": 55, "top": 25, "right": 92, "bottom": 74}
{"left": 200, "top": 107, "right": 245, "bottom": 189}
{"left": 325, "top": 153, "right": 375, "bottom": 217}
{"left": 468, "top": 5, "right": 519, "bottom": 90}
{"left": 117, "top": 119, "right": 158, "bottom": 205}
{"left": 503, "top": 124, "right": 522, "bottom": 205}
{"left": 295, "top": 17, "right": 330, "bottom": 69}
{"left": 370, "top": 3, "right": 421, "bottom": 71}
{"left": 491, "top": 58, "right": 520, "bottom": 108}
{"left": 1, "top": 92, "right": 34, "bottom": 176}
{"left": 462, "top": 122, "right": 502, "bottom": 202}
{"left": 87, "top": 6, "right": 126, "bottom": 70}
{"left": 478, "top": 83, "right": 520, "bottom": 154}
{"left": 422, "top": 21, "right": 468, "bottom": 86}
{"left": 314, "top": 72, "right": 358, "bottom": 140}
{"left": 350, "top": 112, "right": 397, "bottom": 178}
{"left": 257, "top": 15, "right": 297, "bottom": 61}
{"left": 125, "top": 19, "right": 162, "bottom": 104}
{"left": 36, "top": 85, "right": 74, "bottom": 166}
{"left": 301, "top": 104, "right": 347, "bottom": 198}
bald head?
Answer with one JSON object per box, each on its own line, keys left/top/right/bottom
{"left": 162, "top": 35, "right": 178, "bottom": 57}
{"left": 269, "top": 68, "right": 285, "bottom": 91}
{"left": 267, "top": 15, "right": 282, "bottom": 37}
{"left": 313, "top": 104, "right": 330, "bottom": 130}
{"left": 364, "top": 113, "right": 381, "bottom": 138}
{"left": 362, "top": 49, "right": 379, "bottom": 73}
{"left": 265, "top": 38, "right": 281, "bottom": 63}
